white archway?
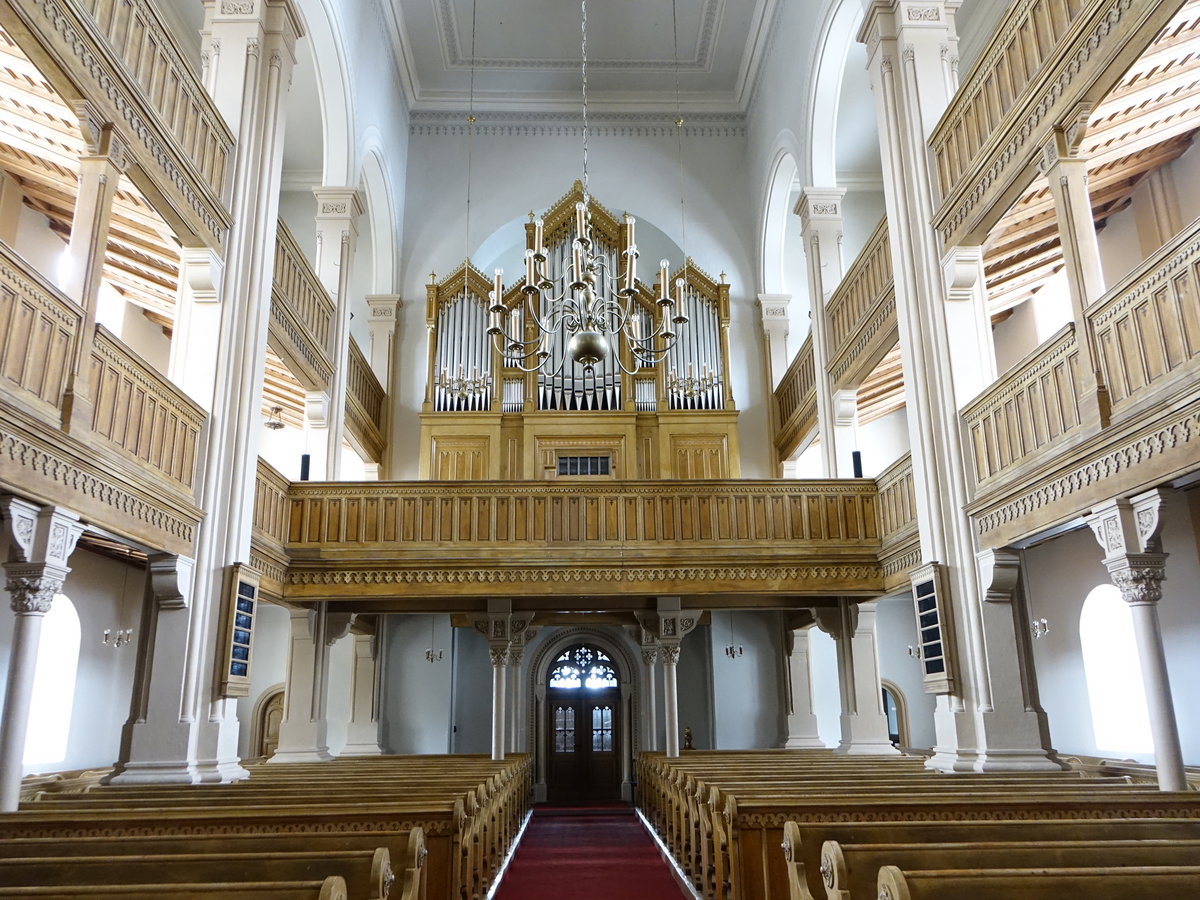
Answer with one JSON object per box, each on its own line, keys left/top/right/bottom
{"left": 804, "top": 0, "right": 865, "bottom": 187}
{"left": 761, "top": 146, "right": 801, "bottom": 297}
{"left": 293, "top": 0, "right": 356, "bottom": 187}
{"left": 526, "top": 626, "right": 642, "bottom": 802}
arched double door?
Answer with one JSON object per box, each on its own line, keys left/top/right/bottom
{"left": 546, "top": 645, "right": 621, "bottom": 802}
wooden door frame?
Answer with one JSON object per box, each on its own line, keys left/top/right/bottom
{"left": 528, "top": 626, "right": 641, "bottom": 803}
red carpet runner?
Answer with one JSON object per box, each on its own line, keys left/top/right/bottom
{"left": 493, "top": 805, "right": 690, "bottom": 900}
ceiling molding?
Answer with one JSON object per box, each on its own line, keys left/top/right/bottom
{"left": 377, "top": 0, "right": 421, "bottom": 112}
{"left": 435, "top": 0, "right": 721, "bottom": 72}
{"left": 408, "top": 108, "right": 746, "bottom": 138}
{"left": 735, "top": 0, "right": 783, "bottom": 113}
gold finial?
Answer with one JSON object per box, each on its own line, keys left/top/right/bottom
{"left": 428, "top": 270, "right": 437, "bottom": 284}
{"left": 466, "top": 115, "right": 476, "bottom": 125}
{"left": 529, "top": 210, "right": 536, "bottom": 223}
{"left": 675, "top": 117, "right": 684, "bottom": 128}
{"left": 720, "top": 271, "right": 727, "bottom": 284}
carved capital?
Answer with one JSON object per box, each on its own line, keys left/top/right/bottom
{"left": 489, "top": 646, "right": 511, "bottom": 667}
{"left": 660, "top": 645, "right": 680, "bottom": 665}
{"left": 641, "top": 648, "right": 659, "bottom": 666}
{"left": 71, "top": 102, "right": 128, "bottom": 170}
{"left": 6, "top": 565, "right": 68, "bottom": 614}
{"left": 1108, "top": 560, "right": 1166, "bottom": 606}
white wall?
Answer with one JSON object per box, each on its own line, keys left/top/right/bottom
{"left": 450, "top": 624, "right": 493, "bottom": 754}
{"left": 875, "top": 594, "right": 937, "bottom": 749}
{"left": 380, "top": 614, "right": 454, "bottom": 754}
{"left": 677, "top": 625, "right": 715, "bottom": 751}
{"left": 856, "top": 407, "right": 910, "bottom": 477}
{"left": 1022, "top": 492, "right": 1200, "bottom": 765}
{"left": 709, "top": 610, "right": 786, "bottom": 749}
{"left": 236, "top": 600, "right": 290, "bottom": 758}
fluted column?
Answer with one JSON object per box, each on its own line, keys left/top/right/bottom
{"left": 641, "top": 645, "right": 659, "bottom": 752}
{"left": 490, "top": 644, "right": 510, "bottom": 762}
{"left": 1087, "top": 491, "right": 1184, "bottom": 791}
{"left": 507, "top": 643, "right": 523, "bottom": 754}
{"left": 60, "top": 104, "right": 128, "bottom": 433}
{"left": 0, "top": 498, "right": 84, "bottom": 810}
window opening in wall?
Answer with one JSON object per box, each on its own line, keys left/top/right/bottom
{"left": 882, "top": 687, "right": 900, "bottom": 746}
{"left": 24, "top": 594, "right": 81, "bottom": 766}
{"left": 1080, "top": 584, "right": 1153, "bottom": 754}
{"left": 548, "top": 646, "right": 618, "bottom": 689}
{"left": 554, "top": 706, "right": 576, "bottom": 752}
{"left": 592, "top": 705, "right": 614, "bottom": 751}
{"left": 557, "top": 455, "right": 611, "bottom": 476}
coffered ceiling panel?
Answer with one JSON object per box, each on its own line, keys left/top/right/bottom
{"left": 389, "top": 0, "right": 769, "bottom": 112}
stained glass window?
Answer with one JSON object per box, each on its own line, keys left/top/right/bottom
{"left": 549, "top": 645, "right": 618, "bottom": 689}
{"left": 554, "top": 705, "right": 576, "bottom": 752}
{"left": 592, "top": 705, "right": 613, "bottom": 751}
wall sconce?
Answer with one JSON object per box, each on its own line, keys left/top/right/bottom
{"left": 424, "top": 648, "right": 444, "bottom": 663}
{"left": 102, "top": 628, "right": 133, "bottom": 648}
{"left": 1031, "top": 618, "right": 1049, "bottom": 639}
{"left": 906, "top": 645, "right": 922, "bottom": 660}
{"left": 724, "top": 643, "right": 743, "bottom": 659}
{"left": 264, "top": 406, "right": 285, "bottom": 430}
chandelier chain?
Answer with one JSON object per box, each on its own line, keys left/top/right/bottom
{"left": 580, "top": 0, "right": 590, "bottom": 205}
{"left": 464, "top": 0, "right": 478, "bottom": 263}
{"left": 673, "top": 0, "right": 688, "bottom": 277}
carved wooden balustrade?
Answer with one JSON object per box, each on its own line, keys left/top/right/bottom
{"left": 0, "top": 240, "right": 83, "bottom": 424}
{"left": 0, "top": 0, "right": 234, "bottom": 251}
{"left": 269, "top": 219, "right": 335, "bottom": 391}
{"left": 875, "top": 452, "right": 919, "bottom": 591}
{"left": 345, "top": 338, "right": 386, "bottom": 464}
{"left": 272, "top": 479, "right": 885, "bottom": 606}
{"left": 250, "top": 457, "right": 290, "bottom": 598}
{"left": 0, "top": 243, "right": 204, "bottom": 555}
{"left": 1088, "top": 214, "right": 1200, "bottom": 419}
{"left": 931, "top": 0, "right": 1186, "bottom": 247}
{"left": 961, "top": 324, "right": 1085, "bottom": 488}
{"left": 825, "top": 217, "right": 897, "bottom": 392}
{"left": 773, "top": 335, "right": 816, "bottom": 460}
{"left": 89, "top": 325, "right": 205, "bottom": 493}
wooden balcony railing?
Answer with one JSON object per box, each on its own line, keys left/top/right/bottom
{"left": 875, "top": 452, "right": 919, "bottom": 589}
{"left": 774, "top": 335, "right": 816, "bottom": 459}
{"left": 345, "top": 338, "right": 386, "bottom": 463}
{"left": 89, "top": 325, "right": 205, "bottom": 492}
{"left": 1088, "top": 215, "right": 1200, "bottom": 417}
{"left": 931, "top": 0, "right": 1184, "bottom": 247}
{"left": 269, "top": 220, "right": 335, "bottom": 390}
{"left": 0, "top": 241, "right": 83, "bottom": 422}
{"left": 3, "top": 0, "right": 234, "bottom": 251}
{"left": 253, "top": 457, "right": 291, "bottom": 546}
{"left": 280, "top": 479, "right": 884, "bottom": 603}
{"left": 825, "top": 218, "right": 897, "bottom": 392}
{"left": 962, "top": 323, "right": 1086, "bottom": 489}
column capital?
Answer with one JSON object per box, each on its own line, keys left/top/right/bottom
{"left": 794, "top": 186, "right": 847, "bottom": 232}
{"left": 659, "top": 645, "right": 680, "bottom": 665}
{"left": 489, "top": 645, "right": 511, "bottom": 667}
{"left": 1108, "top": 558, "right": 1167, "bottom": 606}
{"left": 312, "top": 186, "right": 364, "bottom": 225}
{"left": 71, "top": 102, "right": 129, "bottom": 171}
{"left": 858, "top": 0, "right": 961, "bottom": 47}
{"left": 5, "top": 566, "right": 68, "bottom": 614}
{"left": 641, "top": 647, "right": 659, "bottom": 666}
{"left": 366, "top": 294, "right": 404, "bottom": 320}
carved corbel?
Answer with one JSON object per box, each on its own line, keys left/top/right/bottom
{"left": 1086, "top": 489, "right": 1171, "bottom": 606}
{"left": 1, "top": 499, "right": 84, "bottom": 616}
{"left": 811, "top": 603, "right": 855, "bottom": 640}
{"left": 325, "top": 611, "right": 356, "bottom": 645}
{"left": 71, "top": 101, "right": 129, "bottom": 170}
{"left": 976, "top": 548, "right": 1021, "bottom": 603}
{"left": 147, "top": 553, "right": 195, "bottom": 610}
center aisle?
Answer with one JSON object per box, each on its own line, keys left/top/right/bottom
{"left": 493, "top": 805, "right": 691, "bottom": 900}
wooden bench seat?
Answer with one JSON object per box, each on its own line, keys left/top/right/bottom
{"left": 0, "top": 877, "right": 347, "bottom": 900}
{"left": 875, "top": 864, "right": 1200, "bottom": 900}
{"left": 820, "top": 838, "right": 1200, "bottom": 900}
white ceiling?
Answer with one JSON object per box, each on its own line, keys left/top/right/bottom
{"left": 386, "top": 0, "right": 776, "bottom": 114}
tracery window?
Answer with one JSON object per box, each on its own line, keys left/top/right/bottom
{"left": 592, "top": 706, "right": 614, "bottom": 751}
{"left": 548, "top": 645, "right": 618, "bottom": 689}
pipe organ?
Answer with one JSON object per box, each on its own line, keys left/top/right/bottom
{"left": 420, "top": 183, "right": 740, "bottom": 481}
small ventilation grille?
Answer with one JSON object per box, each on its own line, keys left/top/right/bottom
{"left": 558, "top": 455, "right": 611, "bottom": 476}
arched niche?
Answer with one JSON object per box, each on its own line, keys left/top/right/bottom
{"left": 526, "top": 626, "right": 641, "bottom": 803}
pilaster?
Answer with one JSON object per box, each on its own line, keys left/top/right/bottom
{"left": 168, "top": 248, "right": 225, "bottom": 411}
{"left": 783, "top": 625, "right": 824, "bottom": 749}
{"left": 342, "top": 621, "right": 384, "bottom": 756}
{"left": 366, "top": 295, "right": 403, "bottom": 385}
{"left": 815, "top": 600, "right": 898, "bottom": 755}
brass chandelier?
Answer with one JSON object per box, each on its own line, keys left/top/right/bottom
{"left": 483, "top": 0, "right": 691, "bottom": 376}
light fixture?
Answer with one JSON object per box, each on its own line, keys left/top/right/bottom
{"left": 437, "top": 366, "right": 489, "bottom": 401}
{"left": 1031, "top": 618, "right": 1049, "bottom": 639}
{"left": 264, "top": 406, "right": 285, "bottom": 430}
{"left": 724, "top": 611, "right": 743, "bottom": 659}
{"left": 103, "top": 627, "right": 133, "bottom": 648}
{"left": 484, "top": 0, "right": 691, "bottom": 376}
{"left": 667, "top": 363, "right": 719, "bottom": 399}
{"left": 424, "top": 616, "right": 444, "bottom": 663}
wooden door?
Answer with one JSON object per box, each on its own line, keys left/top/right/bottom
{"left": 545, "top": 644, "right": 622, "bottom": 803}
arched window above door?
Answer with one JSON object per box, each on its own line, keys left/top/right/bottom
{"left": 549, "top": 645, "right": 618, "bottom": 689}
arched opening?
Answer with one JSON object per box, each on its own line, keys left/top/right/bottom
{"left": 545, "top": 644, "right": 621, "bottom": 803}
{"left": 1080, "top": 584, "right": 1153, "bottom": 756}
{"left": 24, "top": 594, "right": 81, "bottom": 768}
{"left": 880, "top": 679, "right": 908, "bottom": 748}
{"left": 250, "top": 685, "right": 286, "bottom": 761}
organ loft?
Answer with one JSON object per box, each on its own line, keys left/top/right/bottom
{"left": 0, "top": 0, "right": 1198, "bottom": 897}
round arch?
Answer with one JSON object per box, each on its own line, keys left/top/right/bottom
{"left": 760, "top": 144, "right": 801, "bottom": 296}
{"left": 357, "top": 141, "right": 399, "bottom": 295}
{"left": 804, "top": 0, "right": 864, "bottom": 186}
{"left": 293, "top": 0, "right": 355, "bottom": 187}
{"left": 526, "top": 626, "right": 642, "bottom": 802}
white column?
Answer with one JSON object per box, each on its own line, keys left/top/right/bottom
{"left": 661, "top": 644, "right": 681, "bottom": 757}
{"left": 757, "top": 295, "right": 791, "bottom": 388}
{"left": 796, "top": 188, "right": 848, "bottom": 477}
{"left": 366, "top": 295, "right": 403, "bottom": 385}
{"left": 1087, "top": 491, "right": 1185, "bottom": 791}
{"left": 507, "top": 644, "right": 523, "bottom": 754}
{"left": 784, "top": 627, "right": 824, "bottom": 748}
{"left": 0, "top": 499, "right": 84, "bottom": 810}
{"left": 490, "top": 645, "right": 509, "bottom": 762}
{"left": 1040, "top": 119, "right": 1111, "bottom": 426}
{"left": 818, "top": 601, "right": 898, "bottom": 755}
{"left": 641, "top": 646, "right": 659, "bottom": 752}
{"left": 60, "top": 104, "right": 128, "bottom": 434}
{"left": 342, "top": 627, "right": 383, "bottom": 756}
{"left": 270, "top": 607, "right": 334, "bottom": 763}
{"left": 861, "top": 0, "right": 1042, "bottom": 772}
{"left": 311, "top": 188, "right": 362, "bottom": 480}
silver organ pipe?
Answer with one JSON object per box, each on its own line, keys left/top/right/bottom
{"left": 667, "top": 284, "right": 723, "bottom": 411}
{"left": 434, "top": 290, "right": 492, "bottom": 412}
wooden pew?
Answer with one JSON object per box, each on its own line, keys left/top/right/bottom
{"left": 820, "top": 837, "right": 1200, "bottom": 900}
{"left": 0, "top": 876, "right": 348, "bottom": 899}
{"left": 875, "top": 863, "right": 1200, "bottom": 900}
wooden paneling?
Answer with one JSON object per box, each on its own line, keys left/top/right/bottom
{"left": 962, "top": 325, "right": 1086, "bottom": 487}
{"left": 430, "top": 437, "right": 490, "bottom": 480}
{"left": 0, "top": 240, "right": 81, "bottom": 419}
{"left": 670, "top": 434, "right": 729, "bottom": 479}
{"left": 1089, "top": 215, "right": 1200, "bottom": 414}
{"left": 344, "top": 338, "right": 386, "bottom": 464}
{"left": 88, "top": 325, "right": 204, "bottom": 493}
